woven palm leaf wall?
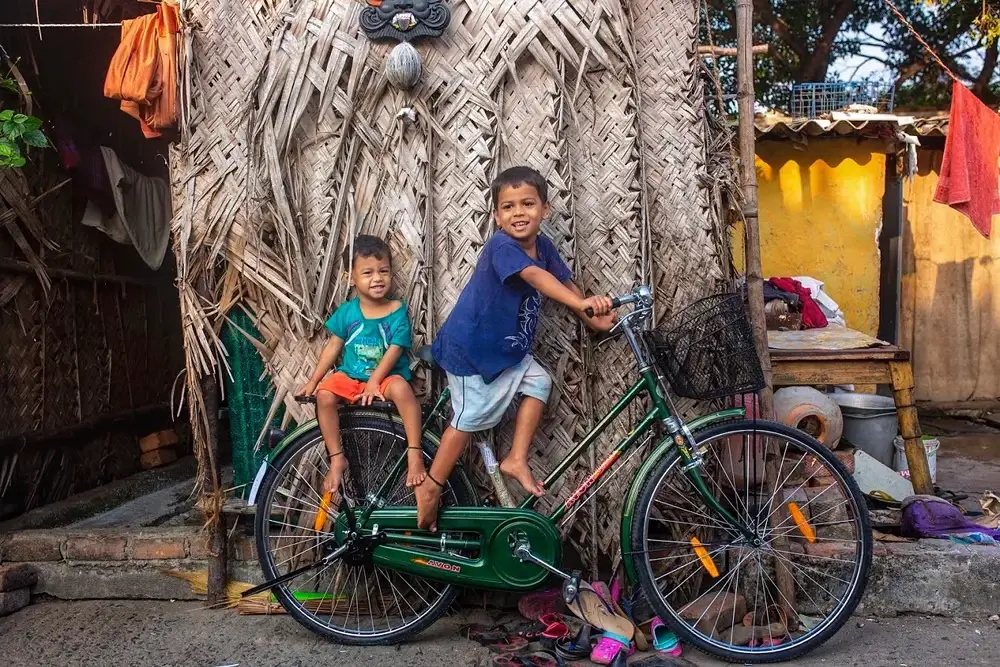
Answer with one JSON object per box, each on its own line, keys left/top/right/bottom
{"left": 170, "top": 0, "right": 733, "bottom": 567}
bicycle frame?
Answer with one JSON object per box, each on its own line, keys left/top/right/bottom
{"left": 248, "top": 286, "right": 758, "bottom": 590}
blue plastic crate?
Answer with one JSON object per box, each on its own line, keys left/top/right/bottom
{"left": 789, "top": 82, "right": 895, "bottom": 118}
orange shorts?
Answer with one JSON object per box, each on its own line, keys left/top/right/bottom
{"left": 317, "top": 372, "right": 405, "bottom": 403}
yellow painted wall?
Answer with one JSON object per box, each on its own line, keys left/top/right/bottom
{"left": 733, "top": 139, "right": 888, "bottom": 336}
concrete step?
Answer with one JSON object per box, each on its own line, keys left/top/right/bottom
{"left": 2, "top": 528, "right": 998, "bottom": 618}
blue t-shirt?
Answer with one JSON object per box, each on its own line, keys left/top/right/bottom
{"left": 325, "top": 298, "right": 412, "bottom": 381}
{"left": 432, "top": 232, "right": 572, "bottom": 382}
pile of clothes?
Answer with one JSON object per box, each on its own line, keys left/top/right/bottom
{"left": 746, "top": 276, "right": 846, "bottom": 330}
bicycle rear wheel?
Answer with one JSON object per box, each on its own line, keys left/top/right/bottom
{"left": 630, "top": 419, "right": 872, "bottom": 663}
{"left": 254, "top": 409, "right": 477, "bottom": 645}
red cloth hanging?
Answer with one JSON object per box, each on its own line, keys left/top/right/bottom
{"left": 933, "top": 82, "right": 1000, "bottom": 238}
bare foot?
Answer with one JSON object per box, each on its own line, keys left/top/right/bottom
{"left": 415, "top": 478, "right": 442, "bottom": 532}
{"left": 406, "top": 450, "right": 427, "bottom": 488}
{"left": 323, "top": 454, "right": 349, "bottom": 500}
{"left": 499, "top": 458, "right": 545, "bottom": 497}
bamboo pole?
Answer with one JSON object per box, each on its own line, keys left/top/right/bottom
{"left": 200, "top": 367, "right": 228, "bottom": 603}
{"left": 194, "top": 274, "right": 227, "bottom": 604}
{"left": 735, "top": 0, "right": 799, "bottom": 627}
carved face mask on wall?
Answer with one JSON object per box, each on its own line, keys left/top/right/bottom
{"left": 360, "top": 0, "right": 451, "bottom": 42}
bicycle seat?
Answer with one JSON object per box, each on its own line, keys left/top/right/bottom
{"left": 294, "top": 394, "right": 398, "bottom": 413}
{"left": 414, "top": 345, "right": 441, "bottom": 370}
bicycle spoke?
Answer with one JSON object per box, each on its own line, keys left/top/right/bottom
{"left": 635, "top": 423, "right": 871, "bottom": 659}
{"left": 256, "top": 419, "right": 466, "bottom": 642}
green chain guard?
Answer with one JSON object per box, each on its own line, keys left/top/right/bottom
{"left": 342, "top": 506, "right": 562, "bottom": 591}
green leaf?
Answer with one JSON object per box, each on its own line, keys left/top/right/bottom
{"left": 0, "top": 110, "right": 13, "bottom": 122}
{"left": 21, "top": 130, "right": 48, "bottom": 148}
{"left": 3, "top": 121, "right": 25, "bottom": 140}
{"left": 23, "top": 116, "right": 42, "bottom": 132}
{"left": 10, "top": 155, "right": 25, "bottom": 168}
{"left": 12, "top": 114, "right": 28, "bottom": 124}
{"left": 0, "top": 139, "right": 18, "bottom": 158}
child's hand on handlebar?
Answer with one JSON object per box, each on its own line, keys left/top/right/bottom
{"left": 580, "top": 295, "right": 614, "bottom": 317}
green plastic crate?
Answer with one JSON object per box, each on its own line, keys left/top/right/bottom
{"left": 221, "top": 306, "right": 281, "bottom": 499}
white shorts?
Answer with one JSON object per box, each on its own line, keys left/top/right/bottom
{"left": 447, "top": 355, "right": 552, "bottom": 432}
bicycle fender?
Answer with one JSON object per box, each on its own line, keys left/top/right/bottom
{"left": 247, "top": 409, "right": 448, "bottom": 506}
{"left": 247, "top": 418, "right": 320, "bottom": 506}
{"left": 618, "top": 408, "right": 744, "bottom": 585}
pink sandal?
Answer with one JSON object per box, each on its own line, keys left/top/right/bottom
{"left": 590, "top": 632, "right": 634, "bottom": 665}
{"left": 650, "top": 617, "right": 683, "bottom": 657}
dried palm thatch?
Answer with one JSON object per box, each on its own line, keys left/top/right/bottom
{"left": 171, "top": 0, "right": 735, "bottom": 568}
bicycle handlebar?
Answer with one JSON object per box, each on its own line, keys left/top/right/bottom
{"left": 584, "top": 293, "right": 638, "bottom": 318}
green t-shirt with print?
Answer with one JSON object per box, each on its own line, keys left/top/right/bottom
{"left": 324, "top": 298, "right": 412, "bottom": 381}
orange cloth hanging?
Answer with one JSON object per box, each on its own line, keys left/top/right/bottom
{"left": 104, "top": 2, "right": 180, "bottom": 139}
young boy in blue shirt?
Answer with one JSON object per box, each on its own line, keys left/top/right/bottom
{"left": 416, "top": 166, "right": 615, "bottom": 530}
{"left": 299, "top": 235, "right": 426, "bottom": 500}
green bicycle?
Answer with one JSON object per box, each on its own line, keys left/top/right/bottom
{"left": 246, "top": 286, "right": 872, "bottom": 663}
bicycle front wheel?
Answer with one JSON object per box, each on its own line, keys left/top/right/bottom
{"left": 631, "top": 419, "right": 872, "bottom": 663}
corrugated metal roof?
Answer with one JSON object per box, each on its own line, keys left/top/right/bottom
{"left": 753, "top": 112, "right": 950, "bottom": 140}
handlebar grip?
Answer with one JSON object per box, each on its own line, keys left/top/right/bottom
{"left": 584, "top": 296, "right": 624, "bottom": 318}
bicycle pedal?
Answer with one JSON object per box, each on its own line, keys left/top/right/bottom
{"left": 562, "top": 570, "right": 582, "bottom": 605}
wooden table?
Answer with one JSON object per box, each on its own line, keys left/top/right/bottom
{"left": 769, "top": 344, "right": 934, "bottom": 495}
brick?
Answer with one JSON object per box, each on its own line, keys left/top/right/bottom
{"left": 0, "top": 588, "right": 29, "bottom": 616}
{"left": 0, "top": 532, "right": 64, "bottom": 562}
{"left": 140, "top": 447, "right": 177, "bottom": 469}
{"left": 805, "top": 450, "right": 855, "bottom": 483}
{"left": 804, "top": 485, "right": 854, "bottom": 539}
{"left": 778, "top": 453, "right": 809, "bottom": 487}
{"left": 128, "top": 536, "right": 187, "bottom": 560}
{"left": 680, "top": 592, "right": 746, "bottom": 636}
{"left": 157, "top": 429, "right": 179, "bottom": 446}
{"left": 139, "top": 433, "right": 162, "bottom": 453}
{"left": 803, "top": 541, "right": 857, "bottom": 559}
{"left": 64, "top": 535, "right": 127, "bottom": 561}
{"left": 0, "top": 564, "right": 38, "bottom": 592}
{"left": 139, "top": 430, "right": 180, "bottom": 453}
{"left": 783, "top": 541, "right": 805, "bottom": 555}
{"left": 188, "top": 534, "right": 214, "bottom": 560}
{"left": 229, "top": 536, "right": 257, "bottom": 562}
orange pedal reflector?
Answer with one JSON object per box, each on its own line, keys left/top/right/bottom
{"left": 314, "top": 491, "right": 333, "bottom": 532}
{"left": 787, "top": 502, "right": 816, "bottom": 543}
{"left": 690, "top": 536, "right": 719, "bottom": 578}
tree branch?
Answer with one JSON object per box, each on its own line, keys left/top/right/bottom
{"left": 752, "top": 0, "right": 808, "bottom": 61}
{"left": 800, "top": 0, "right": 857, "bottom": 81}
{"left": 973, "top": 41, "right": 998, "bottom": 100}
{"left": 847, "top": 54, "right": 891, "bottom": 81}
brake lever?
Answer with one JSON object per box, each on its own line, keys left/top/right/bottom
{"left": 594, "top": 328, "right": 623, "bottom": 349}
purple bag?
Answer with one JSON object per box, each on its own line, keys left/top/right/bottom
{"left": 901, "top": 495, "right": 1000, "bottom": 540}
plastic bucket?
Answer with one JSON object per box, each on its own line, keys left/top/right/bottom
{"left": 893, "top": 435, "right": 940, "bottom": 483}
{"left": 830, "top": 393, "right": 898, "bottom": 467}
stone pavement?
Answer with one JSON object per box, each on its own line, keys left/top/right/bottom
{"left": 0, "top": 599, "right": 997, "bottom": 667}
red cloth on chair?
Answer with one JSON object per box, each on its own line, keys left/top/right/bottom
{"left": 768, "top": 277, "right": 828, "bottom": 329}
{"left": 933, "top": 82, "right": 1000, "bottom": 238}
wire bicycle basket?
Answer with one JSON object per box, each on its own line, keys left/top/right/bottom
{"left": 645, "top": 293, "right": 765, "bottom": 401}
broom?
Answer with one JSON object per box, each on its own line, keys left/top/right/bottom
{"left": 165, "top": 569, "right": 392, "bottom": 615}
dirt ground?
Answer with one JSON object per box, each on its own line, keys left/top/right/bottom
{"left": 1, "top": 599, "right": 997, "bottom": 667}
